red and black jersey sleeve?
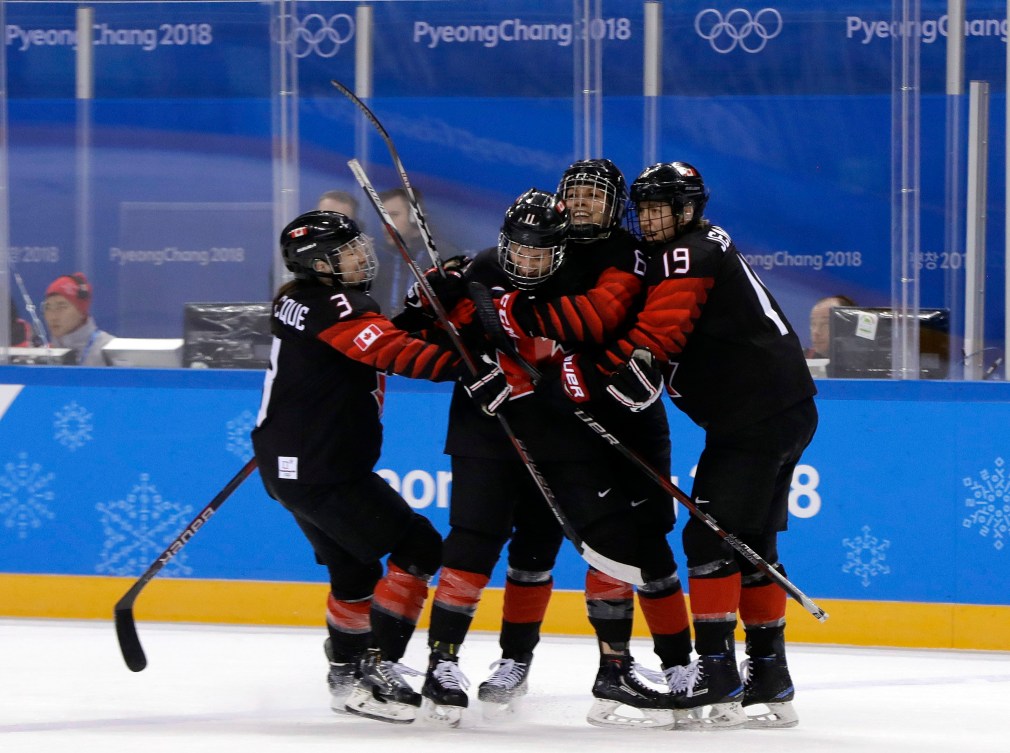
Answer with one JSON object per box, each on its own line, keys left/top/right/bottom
{"left": 521, "top": 233, "right": 648, "bottom": 346}
{"left": 528, "top": 264, "right": 644, "bottom": 344}
{"left": 601, "top": 229, "right": 720, "bottom": 370}
{"left": 318, "top": 310, "right": 461, "bottom": 381}
{"left": 287, "top": 285, "right": 462, "bottom": 381}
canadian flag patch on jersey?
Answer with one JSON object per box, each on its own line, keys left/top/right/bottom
{"left": 354, "top": 324, "right": 383, "bottom": 351}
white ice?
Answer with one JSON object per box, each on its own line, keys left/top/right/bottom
{"left": 1, "top": 618, "right": 1006, "bottom": 753}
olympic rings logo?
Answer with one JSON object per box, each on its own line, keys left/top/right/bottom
{"left": 282, "top": 13, "right": 355, "bottom": 58}
{"left": 694, "top": 8, "right": 783, "bottom": 54}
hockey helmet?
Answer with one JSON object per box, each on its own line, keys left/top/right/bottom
{"left": 557, "top": 158, "right": 627, "bottom": 241}
{"left": 498, "top": 189, "right": 570, "bottom": 289}
{"left": 280, "top": 210, "right": 378, "bottom": 289}
{"left": 628, "top": 162, "right": 709, "bottom": 244}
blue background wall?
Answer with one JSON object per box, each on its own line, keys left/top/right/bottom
{"left": 1, "top": 366, "right": 1007, "bottom": 610}
{"left": 5, "top": 0, "right": 1009, "bottom": 367}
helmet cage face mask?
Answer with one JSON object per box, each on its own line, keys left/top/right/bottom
{"left": 497, "top": 188, "right": 570, "bottom": 289}
{"left": 281, "top": 211, "right": 377, "bottom": 290}
{"left": 498, "top": 237, "right": 566, "bottom": 289}
{"left": 323, "top": 234, "right": 379, "bottom": 290}
{"left": 558, "top": 162, "right": 627, "bottom": 241}
{"left": 627, "top": 162, "right": 708, "bottom": 246}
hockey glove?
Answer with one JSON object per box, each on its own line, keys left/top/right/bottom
{"left": 558, "top": 353, "right": 605, "bottom": 404}
{"left": 605, "top": 348, "right": 664, "bottom": 412}
{"left": 403, "top": 255, "right": 472, "bottom": 315}
{"left": 462, "top": 352, "right": 512, "bottom": 416}
{"left": 494, "top": 291, "right": 534, "bottom": 341}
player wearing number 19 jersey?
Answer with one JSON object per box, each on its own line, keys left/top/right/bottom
{"left": 594, "top": 163, "right": 817, "bottom": 729}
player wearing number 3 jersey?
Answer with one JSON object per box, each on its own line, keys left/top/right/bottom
{"left": 252, "top": 210, "right": 505, "bottom": 725}
{"left": 591, "top": 163, "right": 818, "bottom": 729}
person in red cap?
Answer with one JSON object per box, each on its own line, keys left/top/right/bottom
{"left": 42, "top": 272, "right": 114, "bottom": 365}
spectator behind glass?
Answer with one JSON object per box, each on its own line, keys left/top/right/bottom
{"left": 317, "top": 189, "right": 360, "bottom": 223}
{"left": 42, "top": 273, "right": 115, "bottom": 366}
{"left": 806, "top": 294, "right": 857, "bottom": 360}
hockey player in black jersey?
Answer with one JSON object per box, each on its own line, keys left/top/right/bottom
{"left": 483, "top": 160, "right": 694, "bottom": 726}
{"left": 559, "top": 162, "right": 818, "bottom": 729}
{"left": 251, "top": 210, "right": 508, "bottom": 725}
{"left": 417, "top": 185, "right": 684, "bottom": 729}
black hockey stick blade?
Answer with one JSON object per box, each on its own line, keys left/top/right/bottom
{"left": 466, "top": 281, "right": 828, "bottom": 622}
{"left": 330, "top": 79, "right": 444, "bottom": 275}
{"left": 113, "top": 457, "right": 258, "bottom": 671}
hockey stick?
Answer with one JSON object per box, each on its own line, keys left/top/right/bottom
{"left": 331, "top": 79, "right": 443, "bottom": 276}
{"left": 113, "top": 457, "right": 259, "bottom": 671}
{"left": 347, "top": 158, "right": 644, "bottom": 586}
{"left": 467, "top": 281, "right": 829, "bottom": 623}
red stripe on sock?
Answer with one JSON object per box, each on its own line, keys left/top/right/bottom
{"left": 372, "top": 562, "right": 428, "bottom": 624}
{"left": 585, "top": 568, "right": 634, "bottom": 602}
{"left": 326, "top": 592, "right": 371, "bottom": 632}
{"left": 739, "top": 580, "right": 786, "bottom": 626}
{"left": 688, "top": 572, "right": 741, "bottom": 619}
{"left": 432, "top": 568, "right": 489, "bottom": 611}
{"left": 503, "top": 579, "right": 553, "bottom": 624}
{"left": 638, "top": 589, "right": 690, "bottom": 635}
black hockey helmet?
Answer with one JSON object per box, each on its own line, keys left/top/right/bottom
{"left": 557, "top": 158, "right": 627, "bottom": 240}
{"left": 628, "top": 162, "right": 709, "bottom": 243}
{"left": 280, "top": 210, "right": 378, "bottom": 289}
{"left": 498, "top": 188, "right": 570, "bottom": 289}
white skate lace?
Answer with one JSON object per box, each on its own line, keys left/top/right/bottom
{"left": 432, "top": 659, "right": 471, "bottom": 691}
{"left": 483, "top": 658, "right": 526, "bottom": 689}
{"left": 380, "top": 661, "right": 424, "bottom": 689}
{"left": 631, "top": 663, "right": 665, "bottom": 685}
{"left": 679, "top": 659, "right": 705, "bottom": 697}
{"left": 661, "top": 664, "right": 691, "bottom": 693}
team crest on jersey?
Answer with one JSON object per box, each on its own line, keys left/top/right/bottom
{"left": 354, "top": 324, "right": 383, "bottom": 351}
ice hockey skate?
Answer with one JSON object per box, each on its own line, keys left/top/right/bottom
{"left": 420, "top": 651, "right": 471, "bottom": 727}
{"left": 477, "top": 655, "right": 531, "bottom": 719}
{"left": 324, "top": 639, "right": 358, "bottom": 713}
{"left": 669, "top": 653, "right": 748, "bottom": 730}
{"left": 586, "top": 654, "right": 677, "bottom": 729}
{"left": 741, "top": 655, "right": 799, "bottom": 728}
{"left": 344, "top": 648, "right": 423, "bottom": 724}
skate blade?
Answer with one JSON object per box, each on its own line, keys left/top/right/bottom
{"left": 420, "top": 697, "right": 465, "bottom": 728}
{"left": 329, "top": 692, "right": 353, "bottom": 715}
{"left": 344, "top": 685, "right": 417, "bottom": 724}
{"left": 480, "top": 697, "right": 523, "bottom": 721}
{"left": 744, "top": 701, "right": 799, "bottom": 729}
{"left": 586, "top": 698, "right": 677, "bottom": 730}
{"left": 676, "top": 700, "right": 748, "bottom": 730}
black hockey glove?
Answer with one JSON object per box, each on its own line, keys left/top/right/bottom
{"left": 462, "top": 352, "right": 512, "bottom": 416}
{"left": 493, "top": 290, "right": 535, "bottom": 340}
{"left": 604, "top": 349, "right": 664, "bottom": 412}
{"left": 403, "top": 255, "right": 471, "bottom": 316}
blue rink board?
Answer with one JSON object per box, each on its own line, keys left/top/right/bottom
{"left": 0, "top": 366, "right": 1007, "bottom": 607}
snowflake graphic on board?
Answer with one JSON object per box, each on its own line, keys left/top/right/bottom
{"left": 842, "top": 525, "right": 891, "bottom": 587}
{"left": 53, "top": 401, "right": 93, "bottom": 451}
{"left": 95, "top": 473, "right": 194, "bottom": 577}
{"left": 962, "top": 457, "right": 1010, "bottom": 551}
{"left": 0, "top": 453, "right": 56, "bottom": 539}
{"left": 226, "top": 410, "right": 255, "bottom": 461}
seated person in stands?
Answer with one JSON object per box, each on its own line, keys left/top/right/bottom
{"left": 42, "top": 273, "right": 115, "bottom": 366}
{"left": 806, "top": 294, "right": 856, "bottom": 360}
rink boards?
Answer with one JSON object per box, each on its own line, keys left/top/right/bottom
{"left": 0, "top": 366, "right": 1008, "bottom": 651}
